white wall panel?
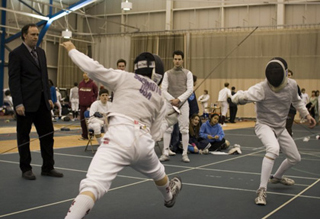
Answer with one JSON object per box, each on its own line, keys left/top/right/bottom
{"left": 128, "top": 13, "right": 166, "bottom": 32}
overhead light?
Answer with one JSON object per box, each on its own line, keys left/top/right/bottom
{"left": 121, "top": 0, "right": 132, "bottom": 11}
{"left": 62, "top": 29, "right": 72, "bottom": 39}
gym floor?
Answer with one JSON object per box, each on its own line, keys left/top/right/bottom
{"left": 0, "top": 117, "right": 319, "bottom": 219}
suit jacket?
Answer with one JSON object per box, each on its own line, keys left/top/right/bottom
{"left": 8, "top": 43, "right": 51, "bottom": 112}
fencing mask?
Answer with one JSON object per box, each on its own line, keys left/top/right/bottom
{"left": 265, "top": 57, "right": 288, "bottom": 92}
{"left": 134, "top": 52, "right": 164, "bottom": 85}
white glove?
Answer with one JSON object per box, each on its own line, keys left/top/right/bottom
{"left": 165, "top": 110, "right": 179, "bottom": 127}
{"left": 231, "top": 90, "right": 248, "bottom": 105}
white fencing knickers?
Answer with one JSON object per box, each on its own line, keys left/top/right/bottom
{"left": 79, "top": 116, "right": 166, "bottom": 200}
{"left": 70, "top": 99, "right": 79, "bottom": 112}
{"left": 219, "top": 101, "right": 229, "bottom": 116}
{"left": 255, "top": 123, "right": 301, "bottom": 165}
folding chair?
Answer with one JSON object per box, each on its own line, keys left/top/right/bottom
{"left": 83, "top": 110, "right": 97, "bottom": 153}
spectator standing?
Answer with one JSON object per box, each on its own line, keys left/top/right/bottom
{"left": 70, "top": 82, "right": 79, "bottom": 121}
{"left": 109, "top": 59, "right": 127, "bottom": 102}
{"left": 300, "top": 88, "right": 309, "bottom": 123}
{"left": 8, "top": 24, "right": 63, "bottom": 180}
{"left": 218, "top": 82, "right": 232, "bottom": 126}
{"left": 116, "top": 59, "right": 126, "bottom": 70}
{"left": 48, "top": 79, "right": 57, "bottom": 121}
{"left": 315, "top": 90, "right": 320, "bottom": 124}
{"left": 198, "top": 90, "right": 210, "bottom": 118}
{"left": 228, "top": 86, "right": 238, "bottom": 123}
{"left": 160, "top": 50, "right": 193, "bottom": 163}
{"left": 55, "top": 87, "right": 63, "bottom": 119}
{"left": 285, "top": 70, "right": 301, "bottom": 136}
{"left": 78, "top": 72, "right": 98, "bottom": 140}
{"left": 307, "top": 90, "right": 318, "bottom": 119}
{"left": 188, "top": 75, "right": 199, "bottom": 118}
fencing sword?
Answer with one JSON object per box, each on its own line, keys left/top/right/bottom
{"left": 167, "top": 26, "right": 259, "bottom": 117}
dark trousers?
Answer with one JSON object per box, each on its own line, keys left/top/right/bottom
{"left": 170, "top": 123, "right": 181, "bottom": 153}
{"left": 80, "top": 105, "right": 89, "bottom": 139}
{"left": 16, "top": 95, "right": 54, "bottom": 173}
{"left": 286, "top": 112, "right": 296, "bottom": 136}
{"left": 208, "top": 138, "right": 226, "bottom": 151}
{"left": 229, "top": 106, "right": 238, "bottom": 123}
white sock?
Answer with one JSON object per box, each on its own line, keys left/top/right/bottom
{"left": 96, "top": 137, "right": 102, "bottom": 145}
{"left": 156, "top": 180, "right": 172, "bottom": 202}
{"left": 162, "top": 132, "right": 171, "bottom": 156}
{"left": 181, "top": 133, "right": 189, "bottom": 156}
{"left": 65, "top": 194, "right": 95, "bottom": 219}
{"left": 273, "top": 159, "right": 292, "bottom": 179}
{"left": 259, "top": 156, "right": 275, "bottom": 190}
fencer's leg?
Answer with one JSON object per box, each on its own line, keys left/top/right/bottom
{"left": 181, "top": 133, "right": 189, "bottom": 156}
{"left": 162, "top": 132, "right": 171, "bottom": 156}
{"left": 65, "top": 191, "right": 95, "bottom": 219}
{"left": 273, "top": 159, "right": 293, "bottom": 179}
{"left": 155, "top": 175, "right": 182, "bottom": 208}
{"left": 273, "top": 132, "right": 301, "bottom": 179}
{"left": 259, "top": 153, "right": 277, "bottom": 190}
{"left": 155, "top": 175, "right": 172, "bottom": 202}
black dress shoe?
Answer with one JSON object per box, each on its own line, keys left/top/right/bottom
{"left": 22, "top": 170, "right": 36, "bottom": 180}
{"left": 41, "top": 169, "right": 63, "bottom": 177}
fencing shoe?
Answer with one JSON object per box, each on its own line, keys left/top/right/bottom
{"left": 164, "top": 177, "right": 182, "bottom": 208}
{"left": 255, "top": 187, "right": 266, "bottom": 205}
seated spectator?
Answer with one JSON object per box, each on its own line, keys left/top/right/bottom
{"left": 3, "top": 89, "right": 14, "bottom": 116}
{"left": 188, "top": 114, "right": 210, "bottom": 154}
{"left": 88, "top": 89, "right": 111, "bottom": 144}
{"left": 199, "top": 113, "right": 230, "bottom": 151}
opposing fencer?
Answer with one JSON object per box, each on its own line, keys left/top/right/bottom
{"left": 232, "top": 57, "right": 316, "bottom": 205}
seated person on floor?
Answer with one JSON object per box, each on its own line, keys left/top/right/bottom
{"left": 199, "top": 113, "right": 230, "bottom": 151}
{"left": 88, "top": 89, "right": 111, "bottom": 144}
{"left": 188, "top": 114, "right": 210, "bottom": 154}
{"left": 3, "top": 89, "right": 15, "bottom": 116}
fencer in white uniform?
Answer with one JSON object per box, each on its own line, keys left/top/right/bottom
{"left": 232, "top": 57, "right": 316, "bottom": 206}
{"left": 61, "top": 42, "right": 182, "bottom": 219}
{"left": 198, "top": 90, "right": 210, "bottom": 116}
{"left": 160, "top": 50, "right": 193, "bottom": 163}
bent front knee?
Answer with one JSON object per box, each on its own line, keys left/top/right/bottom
{"left": 288, "top": 154, "right": 301, "bottom": 165}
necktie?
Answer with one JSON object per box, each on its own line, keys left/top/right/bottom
{"left": 31, "top": 49, "right": 39, "bottom": 66}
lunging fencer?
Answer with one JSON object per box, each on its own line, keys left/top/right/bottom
{"left": 232, "top": 57, "right": 316, "bottom": 205}
{"left": 61, "top": 41, "right": 182, "bottom": 219}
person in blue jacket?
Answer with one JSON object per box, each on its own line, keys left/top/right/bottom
{"left": 199, "top": 113, "right": 229, "bottom": 151}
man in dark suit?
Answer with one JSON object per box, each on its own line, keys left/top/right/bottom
{"left": 8, "top": 24, "right": 63, "bottom": 180}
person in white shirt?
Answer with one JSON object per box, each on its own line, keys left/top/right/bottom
{"left": 55, "top": 87, "right": 63, "bottom": 119}
{"left": 300, "top": 88, "right": 309, "bottom": 123}
{"left": 198, "top": 90, "right": 210, "bottom": 118}
{"left": 159, "top": 50, "right": 194, "bottom": 163}
{"left": 69, "top": 82, "right": 79, "bottom": 121}
{"left": 88, "top": 89, "right": 111, "bottom": 145}
{"left": 218, "top": 82, "right": 232, "bottom": 126}
{"left": 61, "top": 41, "right": 182, "bottom": 219}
